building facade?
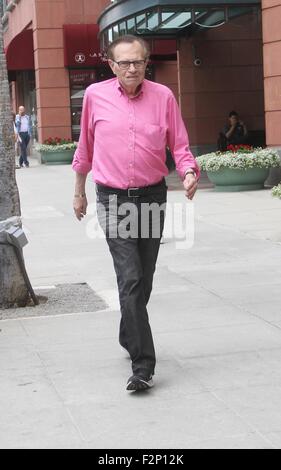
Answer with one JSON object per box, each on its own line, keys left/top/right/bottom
{"left": 2, "top": 0, "right": 113, "bottom": 143}
{"left": 1, "top": 0, "right": 281, "bottom": 175}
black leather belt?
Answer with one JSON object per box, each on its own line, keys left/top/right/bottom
{"left": 96, "top": 179, "right": 167, "bottom": 198}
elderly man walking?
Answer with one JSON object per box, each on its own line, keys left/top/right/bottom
{"left": 72, "top": 35, "right": 200, "bottom": 392}
{"left": 15, "top": 106, "right": 32, "bottom": 168}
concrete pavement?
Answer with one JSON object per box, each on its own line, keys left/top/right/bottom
{"left": 0, "top": 157, "right": 281, "bottom": 449}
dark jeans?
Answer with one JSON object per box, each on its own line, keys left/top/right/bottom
{"left": 96, "top": 183, "right": 167, "bottom": 377}
{"left": 19, "top": 132, "right": 30, "bottom": 166}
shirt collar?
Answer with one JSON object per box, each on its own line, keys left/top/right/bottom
{"left": 115, "top": 78, "right": 145, "bottom": 99}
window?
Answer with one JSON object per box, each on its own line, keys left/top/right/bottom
{"left": 160, "top": 10, "right": 192, "bottom": 30}
{"left": 69, "top": 70, "right": 97, "bottom": 141}
{"left": 119, "top": 21, "right": 127, "bottom": 36}
{"left": 147, "top": 11, "right": 160, "bottom": 30}
{"left": 69, "top": 68, "right": 114, "bottom": 141}
{"left": 194, "top": 9, "right": 225, "bottom": 27}
{"left": 113, "top": 24, "right": 119, "bottom": 40}
{"left": 127, "top": 17, "right": 136, "bottom": 34}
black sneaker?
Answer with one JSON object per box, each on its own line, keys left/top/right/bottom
{"left": 126, "top": 374, "right": 154, "bottom": 391}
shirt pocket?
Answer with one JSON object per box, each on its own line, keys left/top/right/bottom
{"left": 144, "top": 124, "right": 166, "bottom": 151}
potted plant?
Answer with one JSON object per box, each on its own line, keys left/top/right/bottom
{"left": 196, "top": 145, "right": 280, "bottom": 191}
{"left": 272, "top": 183, "right": 281, "bottom": 199}
{"left": 36, "top": 137, "right": 77, "bottom": 165}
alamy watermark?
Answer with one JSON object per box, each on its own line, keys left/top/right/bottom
{"left": 85, "top": 195, "right": 195, "bottom": 250}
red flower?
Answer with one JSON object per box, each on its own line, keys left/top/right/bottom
{"left": 43, "top": 136, "right": 74, "bottom": 146}
{"left": 227, "top": 144, "right": 253, "bottom": 154}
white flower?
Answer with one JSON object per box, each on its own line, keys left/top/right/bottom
{"left": 272, "top": 183, "right": 281, "bottom": 199}
{"left": 196, "top": 148, "right": 280, "bottom": 172}
{"left": 35, "top": 143, "right": 77, "bottom": 153}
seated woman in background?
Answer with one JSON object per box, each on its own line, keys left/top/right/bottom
{"left": 217, "top": 111, "right": 248, "bottom": 151}
{"left": 224, "top": 110, "right": 248, "bottom": 145}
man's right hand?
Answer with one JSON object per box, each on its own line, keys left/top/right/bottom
{"left": 73, "top": 195, "right": 88, "bottom": 221}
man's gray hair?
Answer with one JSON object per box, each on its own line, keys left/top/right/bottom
{"left": 107, "top": 35, "right": 151, "bottom": 60}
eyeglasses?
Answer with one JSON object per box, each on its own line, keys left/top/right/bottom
{"left": 111, "top": 60, "right": 147, "bottom": 70}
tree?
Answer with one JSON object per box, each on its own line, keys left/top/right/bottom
{"left": 0, "top": 1, "right": 30, "bottom": 308}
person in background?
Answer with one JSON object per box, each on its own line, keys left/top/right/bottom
{"left": 15, "top": 106, "right": 32, "bottom": 168}
{"left": 223, "top": 110, "right": 248, "bottom": 146}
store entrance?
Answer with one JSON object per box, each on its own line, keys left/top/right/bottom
{"left": 69, "top": 67, "right": 114, "bottom": 141}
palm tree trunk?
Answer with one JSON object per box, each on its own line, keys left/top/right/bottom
{"left": 0, "top": 4, "right": 30, "bottom": 308}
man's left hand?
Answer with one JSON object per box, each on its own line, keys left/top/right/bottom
{"left": 183, "top": 174, "right": 198, "bottom": 200}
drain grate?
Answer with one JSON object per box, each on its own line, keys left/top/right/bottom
{"left": 0, "top": 283, "right": 108, "bottom": 320}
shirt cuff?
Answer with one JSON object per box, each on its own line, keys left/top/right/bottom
{"left": 72, "top": 150, "right": 92, "bottom": 175}
{"left": 72, "top": 160, "right": 91, "bottom": 175}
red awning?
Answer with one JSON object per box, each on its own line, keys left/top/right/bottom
{"left": 63, "top": 24, "right": 104, "bottom": 67}
{"left": 5, "top": 29, "right": 34, "bottom": 71}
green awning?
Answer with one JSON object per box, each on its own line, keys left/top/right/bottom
{"left": 98, "top": 1, "right": 260, "bottom": 48}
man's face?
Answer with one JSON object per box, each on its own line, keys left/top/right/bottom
{"left": 19, "top": 106, "right": 25, "bottom": 116}
{"left": 109, "top": 41, "right": 148, "bottom": 91}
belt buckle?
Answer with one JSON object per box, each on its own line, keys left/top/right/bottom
{"left": 128, "top": 187, "right": 140, "bottom": 198}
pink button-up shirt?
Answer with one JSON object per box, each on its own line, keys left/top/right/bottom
{"left": 72, "top": 78, "right": 200, "bottom": 188}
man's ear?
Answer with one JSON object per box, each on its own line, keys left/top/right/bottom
{"left": 108, "top": 60, "right": 116, "bottom": 75}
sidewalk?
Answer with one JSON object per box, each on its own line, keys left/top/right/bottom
{"left": 0, "top": 158, "right": 281, "bottom": 449}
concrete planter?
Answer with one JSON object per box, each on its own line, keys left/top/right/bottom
{"left": 207, "top": 167, "right": 270, "bottom": 192}
{"left": 40, "top": 149, "right": 75, "bottom": 165}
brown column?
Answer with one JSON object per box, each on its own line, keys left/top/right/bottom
{"left": 262, "top": 0, "right": 281, "bottom": 146}
{"left": 33, "top": 0, "right": 71, "bottom": 143}
{"left": 262, "top": 0, "right": 281, "bottom": 184}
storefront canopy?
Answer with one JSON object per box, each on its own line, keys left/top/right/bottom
{"left": 63, "top": 24, "right": 105, "bottom": 67}
{"left": 5, "top": 29, "right": 34, "bottom": 71}
{"left": 98, "top": 0, "right": 261, "bottom": 48}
